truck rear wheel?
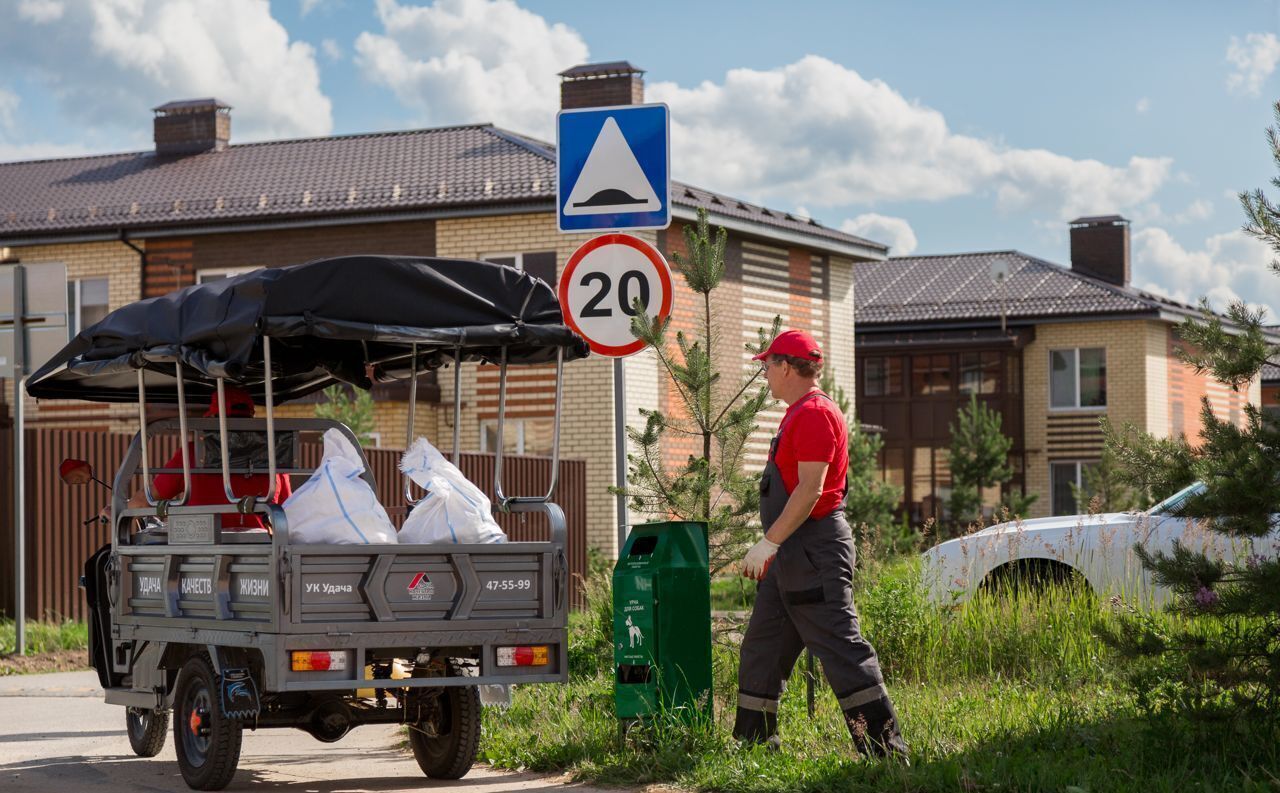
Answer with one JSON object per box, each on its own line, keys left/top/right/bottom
{"left": 173, "top": 654, "right": 243, "bottom": 791}
{"left": 126, "top": 707, "right": 169, "bottom": 757}
{"left": 408, "top": 685, "right": 481, "bottom": 779}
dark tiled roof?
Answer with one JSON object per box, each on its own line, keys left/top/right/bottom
{"left": 856, "top": 250, "right": 1204, "bottom": 326}
{"left": 0, "top": 124, "right": 883, "bottom": 254}
{"left": 1263, "top": 360, "right": 1280, "bottom": 383}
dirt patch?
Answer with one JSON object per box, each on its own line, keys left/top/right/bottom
{"left": 0, "top": 649, "right": 91, "bottom": 676}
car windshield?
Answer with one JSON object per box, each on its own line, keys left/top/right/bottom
{"left": 1146, "top": 481, "right": 1207, "bottom": 517}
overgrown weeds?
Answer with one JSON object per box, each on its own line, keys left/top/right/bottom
{"left": 483, "top": 556, "right": 1280, "bottom": 792}
{"left": 0, "top": 619, "right": 88, "bottom": 656}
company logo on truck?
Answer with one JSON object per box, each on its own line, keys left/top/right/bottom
{"left": 305, "top": 582, "right": 353, "bottom": 595}
{"left": 407, "top": 572, "right": 435, "bottom": 601}
{"left": 238, "top": 578, "right": 269, "bottom": 597}
{"left": 181, "top": 577, "right": 212, "bottom": 596}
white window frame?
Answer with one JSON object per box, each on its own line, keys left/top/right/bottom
{"left": 481, "top": 252, "right": 525, "bottom": 271}
{"left": 480, "top": 419, "right": 526, "bottom": 455}
{"left": 67, "top": 276, "right": 110, "bottom": 337}
{"left": 197, "top": 265, "right": 260, "bottom": 284}
{"left": 1049, "top": 347, "right": 1107, "bottom": 411}
{"left": 1050, "top": 460, "right": 1099, "bottom": 516}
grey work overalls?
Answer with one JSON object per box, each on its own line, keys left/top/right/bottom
{"left": 733, "top": 390, "right": 906, "bottom": 757}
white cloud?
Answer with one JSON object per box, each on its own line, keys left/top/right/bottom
{"left": 18, "top": 0, "right": 64, "bottom": 23}
{"left": 0, "top": 88, "right": 18, "bottom": 132}
{"left": 354, "top": 0, "right": 588, "bottom": 138}
{"left": 648, "top": 56, "right": 1171, "bottom": 218}
{"left": 300, "top": 0, "right": 327, "bottom": 16}
{"left": 841, "top": 213, "right": 917, "bottom": 256}
{"left": 1173, "top": 198, "right": 1214, "bottom": 224}
{"left": 321, "top": 38, "right": 343, "bottom": 61}
{"left": 1136, "top": 97, "right": 1151, "bottom": 113}
{"left": 1226, "top": 32, "right": 1280, "bottom": 96}
{"left": 0, "top": 0, "right": 333, "bottom": 143}
{"left": 1133, "top": 226, "right": 1280, "bottom": 319}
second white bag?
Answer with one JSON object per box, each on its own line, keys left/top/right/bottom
{"left": 284, "top": 429, "right": 398, "bottom": 544}
{"left": 399, "top": 437, "right": 506, "bottom": 544}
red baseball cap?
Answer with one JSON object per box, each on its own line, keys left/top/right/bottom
{"left": 752, "top": 329, "right": 824, "bottom": 362}
{"left": 204, "top": 386, "right": 256, "bottom": 418}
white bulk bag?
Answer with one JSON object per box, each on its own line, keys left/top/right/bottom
{"left": 399, "top": 437, "right": 506, "bottom": 544}
{"left": 284, "top": 429, "right": 398, "bottom": 544}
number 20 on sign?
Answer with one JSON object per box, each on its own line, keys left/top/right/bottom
{"left": 559, "top": 234, "right": 674, "bottom": 358}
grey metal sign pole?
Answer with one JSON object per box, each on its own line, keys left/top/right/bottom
{"left": 614, "top": 358, "right": 628, "bottom": 554}
{"left": 11, "top": 265, "right": 25, "bottom": 656}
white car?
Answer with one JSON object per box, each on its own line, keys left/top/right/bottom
{"left": 920, "top": 482, "right": 1280, "bottom": 606}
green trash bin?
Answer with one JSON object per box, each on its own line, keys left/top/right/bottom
{"left": 613, "top": 521, "right": 713, "bottom": 723}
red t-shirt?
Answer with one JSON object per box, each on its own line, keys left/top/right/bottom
{"left": 152, "top": 443, "right": 292, "bottom": 530}
{"left": 772, "top": 391, "right": 848, "bottom": 519}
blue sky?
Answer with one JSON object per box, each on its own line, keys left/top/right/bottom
{"left": 4, "top": 0, "right": 1280, "bottom": 316}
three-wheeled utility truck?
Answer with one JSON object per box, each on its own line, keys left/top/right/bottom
{"left": 26, "top": 255, "right": 590, "bottom": 790}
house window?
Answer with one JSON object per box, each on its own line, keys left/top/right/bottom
{"left": 67, "top": 277, "right": 109, "bottom": 336}
{"left": 480, "top": 418, "right": 555, "bottom": 456}
{"left": 958, "top": 351, "right": 1001, "bottom": 395}
{"left": 911, "top": 354, "right": 952, "bottom": 396}
{"left": 1050, "top": 348, "right": 1106, "bottom": 409}
{"left": 1050, "top": 460, "right": 1098, "bottom": 515}
{"left": 482, "top": 252, "right": 558, "bottom": 287}
{"left": 863, "top": 356, "right": 904, "bottom": 397}
{"left": 198, "top": 266, "right": 260, "bottom": 284}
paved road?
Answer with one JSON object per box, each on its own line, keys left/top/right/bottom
{"left": 0, "top": 671, "right": 612, "bottom": 792}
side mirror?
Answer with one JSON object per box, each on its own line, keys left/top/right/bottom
{"left": 59, "top": 458, "right": 94, "bottom": 486}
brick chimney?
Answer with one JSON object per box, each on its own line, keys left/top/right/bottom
{"left": 559, "top": 62, "right": 644, "bottom": 109}
{"left": 153, "top": 99, "right": 231, "bottom": 156}
{"left": 1069, "top": 215, "right": 1130, "bottom": 287}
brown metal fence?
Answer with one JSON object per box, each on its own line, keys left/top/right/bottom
{"left": 0, "top": 428, "right": 588, "bottom": 622}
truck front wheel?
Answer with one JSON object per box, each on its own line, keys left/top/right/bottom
{"left": 408, "top": 685, "right": 481, "bottom": 779}
{"left": 173, "top": 654, "right": 243, "bottom": 791}
{"left": 126, "top": 707, "right": 168, "bottom": 757}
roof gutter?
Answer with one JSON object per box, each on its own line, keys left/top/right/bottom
{"left": 0, "top": 201, "right": 557, "bottom": 247}
{"left": 671, "top": 204, "right": 887, "bottom": 261}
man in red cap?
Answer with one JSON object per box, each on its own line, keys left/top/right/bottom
{"left": 112, "top": 387, "right": 292, "bottom": 530}
{"left": 734, "top": 330, "right": 906, "bottom": 759}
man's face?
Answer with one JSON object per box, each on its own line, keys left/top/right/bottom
{"left": 762, "top": 356, "right": 789, "bottom": 399}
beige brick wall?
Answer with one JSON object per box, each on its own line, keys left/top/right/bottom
{"left": 828, "top": 256, "right": 857, "bottom": 412}
{"left": 4, "top": 240, "right": 143, "bottom": 430}
{"left": 1023, "top": 319, "right": 1151, "bottom": 517}
{"left": 1143, "top": 321, "right": 1170, "bottom": 437}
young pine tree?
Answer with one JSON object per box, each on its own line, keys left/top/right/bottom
{"left": 817, "top": 369, "right": 902, "bottom": 533}
{"left": 315, "top": 385, "right": 377, "bottom": 447}
{"left": 1102, "top": 103, "right": 1280, "bottom": 713}
{"left": 620, "top": 208, "right": 781, "bottom": 574}
{"left": 948, "top": 393, "right": 1034, "bottom": 528}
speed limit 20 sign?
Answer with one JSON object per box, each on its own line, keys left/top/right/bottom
{"left": 559, "top": 234, "right": 673, "bottom": 358}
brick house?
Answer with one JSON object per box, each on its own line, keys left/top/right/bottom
{"left": 1264, "top": 360, "right": 1279, "bottom": 421}
{"left": 0, "top": 62, "right": 885, "bottom": 557}
{"left": 854, "top": 215, "right": 1266, "bottom": 522}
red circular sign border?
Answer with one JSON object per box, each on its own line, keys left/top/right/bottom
{"left": 558, "top": 233, "right": 674, "bottom": 358}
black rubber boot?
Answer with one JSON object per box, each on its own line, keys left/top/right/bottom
{"left": 732, "top": 707, "right": 779, "bottom": 746}
{"left": 843, "top": 697, "right": 908, "bottom": 760}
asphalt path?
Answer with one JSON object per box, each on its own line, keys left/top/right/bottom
{"left": 0, "top": 671, "right": 616, "bottom": 793}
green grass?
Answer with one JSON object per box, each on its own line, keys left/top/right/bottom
{"left": 482, "top": 558, "right": 1280, "bottom": 792}
{"left": 0, "top": 619, "right": 88, "bottom": 655}
{"left": 710, "top": 575, "right": 756, "bottom": 612}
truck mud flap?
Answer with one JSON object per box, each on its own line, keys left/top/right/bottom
{"left": 219, "top": 668, "right": 260, "bottom": 720}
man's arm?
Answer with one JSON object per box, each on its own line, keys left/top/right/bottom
{"left": 764, "top": 461, "right": 829, "bottom": 545}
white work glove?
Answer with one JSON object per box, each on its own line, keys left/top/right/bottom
{"left": 742, "top": 537, "right": 780, "bottom": 581}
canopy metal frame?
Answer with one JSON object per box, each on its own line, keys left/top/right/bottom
{"left": 131, "top": 335, "right": 565, "bottom": 525}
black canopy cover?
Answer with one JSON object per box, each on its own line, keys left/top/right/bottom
{"left": 26, "top": 255, "right": 589, "bottom": 404}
